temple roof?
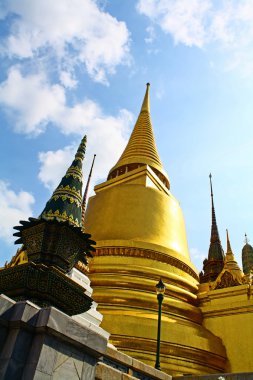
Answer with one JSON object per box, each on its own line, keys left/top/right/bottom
{"left": 108, "top": 83, "right": 170, "bottom": 188}
{"left": 39, "top": 135, "right": 87, "bottom": 228}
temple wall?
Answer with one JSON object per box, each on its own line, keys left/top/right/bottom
{"left": 198, "top": 284, "right": 253, "bottom": 373}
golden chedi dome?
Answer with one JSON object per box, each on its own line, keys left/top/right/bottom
{"left": 85, "top": 84, "right": 227, "bottom": 376}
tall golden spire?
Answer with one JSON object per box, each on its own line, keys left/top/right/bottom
{"left": 108, "top": 83, "right": 169, "bottom": 188}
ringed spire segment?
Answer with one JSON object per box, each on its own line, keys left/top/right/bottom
{"left": 108, "top": 83, "right": 170, "bottom": 189}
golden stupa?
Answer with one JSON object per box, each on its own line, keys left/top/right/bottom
{"left": 5, "top": 83, "right": 253, "bottom": 375}
{"left": 85, "top": 84, "right": 227, "bottom": 375}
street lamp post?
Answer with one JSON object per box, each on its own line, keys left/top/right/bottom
{"left": 155, "top": 278, "right": 166, "bottom": 370}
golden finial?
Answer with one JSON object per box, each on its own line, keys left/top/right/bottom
{"left": 209, "top": 173, "right": 213, "bottom": 198}
{"left": 140, "top": 82, "right": 150, "bottom": 113}
{"left": 226, "top": 229, "right": 233, "bottom": 255}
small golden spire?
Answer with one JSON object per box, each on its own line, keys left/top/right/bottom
{"left": 225, "top": 229, "right": 235, "bottom": 261}
{"left": 226, "top": 229, "right": 232, "bottom": 253}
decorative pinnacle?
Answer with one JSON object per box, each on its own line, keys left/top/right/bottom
{"left": 209, "top": 173, "right": 213, "bottom": 197}
{"left": 140, "top": 82, "right": 150, "bottom": 113}
{"left": 75, "top": 135, "right": 87, "bottom": 161}
{"left": 245, "top": 233, "right": 249, "bottom": 244}
{"left": 226, "top": 229, "right": 233, "bottom": 254}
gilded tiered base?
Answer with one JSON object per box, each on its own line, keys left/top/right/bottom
{"left": 89, "top": 247, "right": 227, "bottom": 376}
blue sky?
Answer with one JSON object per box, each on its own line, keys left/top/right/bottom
{"left": 1, "top": 0, "right": 253, "bottom": 272}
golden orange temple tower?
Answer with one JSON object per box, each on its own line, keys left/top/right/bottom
{"left": 85, "top": 84, "right": 227, "bottom": 376}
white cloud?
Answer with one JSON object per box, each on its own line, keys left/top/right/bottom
{"left": 0, "top": 67, "right": 65, "bottom": 135}
{"left": 59, "top": 71, "right": 77, "bottom": 89}
{"left": 0, "top": 67, "right": 133, "bottom": 189}
{"left": 38, "top": 146, "right": 75, "bottom": 190}
{"left": 0, "top": 67, "right": 133, "bottom": 140}
{"left": 57, "top": 100, "right": 133, "bottom": 139}
{"left": 0, "top": 181, "right": 35, "bottom": 244}
{"left": 145, "top": 25, "right": 156, "bottom": 44}
{"left": 137, "top": 0, "right": 253, "bottom": 74}
{"left": 0, "top": 0, "right": 130, "bottom": 83}
{"left": 137, "top": 0, "right": 211, "bottom": 48}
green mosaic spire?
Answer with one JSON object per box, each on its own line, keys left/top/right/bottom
{"left": 40, "top": 136, "right": 87, "bottom": 228}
